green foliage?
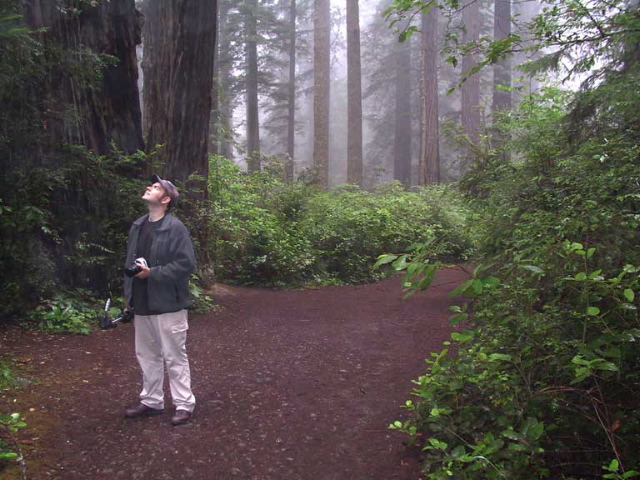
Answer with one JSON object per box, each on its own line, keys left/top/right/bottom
{"left": 209, "top": 155, "right": 477, "bottom": 287}
{"left": 389, "top": 67, "right": 640, "bottom": 478}
{"left": 27, "top": 293, "right": 94, "bottom": 334}
{"left": 0, "top": 146, "right": 148, "bottom": 318}
{"left": 0, "top": 413, "right": 26, "bottom": 462}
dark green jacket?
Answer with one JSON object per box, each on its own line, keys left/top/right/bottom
{"left": 124, "top": 213, "right": 196, "bottom": 313}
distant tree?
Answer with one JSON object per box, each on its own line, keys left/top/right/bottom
{"left": 214, "top": 0, "right": 238, "bottom": 159}
{"left": 418, "top": 6, "right": 440, "bottom": 185}
{"left": 346, "top": 0, "right": 363, "bottom": 186}
{"left": 393, "top": 36, "right": 412, "bottom": 186}
{"left": 313, "top": 0, "right": 331, "bottom": 188}
{"left": 492, "top": 0, "right": 511, "bottom": 113}
{"left": 143, "top": 0, "right": 217, "bottom": 183}
{"left": 244, "top": 0, "right": 261, "bottom": 172}
{"left": 461, "top": 0, "right": 481, "bottom": 144}
{"left": 286, "top": 0, "right": 297, "bottom": 181}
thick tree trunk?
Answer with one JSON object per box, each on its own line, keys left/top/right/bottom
{"left": 393, "top": 38, "right": 411, "bottom": 186}
{"left": 493, "top": 0, "right": 511, "bottom": 113}
{"left": 245, "top": 0, "right": 260, "bottom": 173}
{"left": 22, "top": 0, "right": 144, "bottom": 154}
{"left": 346, "top": 0, "right": 363, "bottom": 186}
{"left": 313, "top": 0, "right": 331, "bottom": 189}
{"left": 286, "top": 0, "right": 297, "bottom": 181}
{"left": 418, "top": 7, "right": 440, "bottom": 185}
{"left": 143, "top": 0, "right": 217, "bottom": 183}
{"left": 461, "top": 0, "right": 481, "bottom": 144}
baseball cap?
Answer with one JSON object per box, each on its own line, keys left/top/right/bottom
{"left": 151, "top": 173, "right": 179, "bottom": 202}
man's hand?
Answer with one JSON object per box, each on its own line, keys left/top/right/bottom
{"left": 134, "top": 265, "right": 151, "bottom": 279}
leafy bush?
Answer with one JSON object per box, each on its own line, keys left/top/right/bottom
{"left": 26, "top": 292, "right": 96, "bottom": 334}
{"left": 389, "top": 82, "right": 640, "bottom": 478}
{"left": 0, "top": 147, "right": 149, "bottom": 318}
{"left": 209, "top": 155, "right": 477, "bottom": 287}
{"left": 0, "top": 413, "right": 26, "bottom": 464}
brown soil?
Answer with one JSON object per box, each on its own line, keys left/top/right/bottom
{"left": 0, "top": 268, "right": 466, "bottom": 480}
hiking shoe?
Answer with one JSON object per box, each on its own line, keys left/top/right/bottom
{"left": 171, "top": 409, "right": 192, "bottom": 426}
{"left": 124, "top": 403, "right": 163, "bottom": 418}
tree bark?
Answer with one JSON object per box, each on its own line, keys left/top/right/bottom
{"left": 217, "top": 0, "right": 234, "bottom": 160}
{"left": 143, "top": 0, "right": 217, "bottom": 183}
{"left": 493, "top": 0, "right": 511, "bottom": 113}
{"left": 461, "top": 0, "right": 481, "bottom": 144}
{"left": 346, "top": 0, "right": 363, "bottom": 186}
{"left": 245, "top": 0, "right": 260, "bottom": 173}
{"left": 393, "top": 38, "right": 411, "bottom": 186}
{"left": 418, "top": 7, "right": 440, "bottom": 185}
{"left": 313, "top": 0, "right": 331, "bottom": 189}
{"left": 286, "top": 0, "right": 297, "bottom": 181}
{"left": 22, "top": 0, "right": 144, "bottom": 155}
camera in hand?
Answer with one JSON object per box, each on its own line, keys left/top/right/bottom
{"left": 125, "top": 257, "right": 148, "bottom": 277}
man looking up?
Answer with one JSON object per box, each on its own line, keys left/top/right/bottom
{"left": 123, "top": 174, "right": 196, "bottom": 426}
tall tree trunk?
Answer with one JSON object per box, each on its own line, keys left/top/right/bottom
{"left": 393, "top": 38, "right": 411, "bottom": 186}
{"left": 461, "top": 0, "right": 481, "bottom": 144}
{"left": 217, "top": 0, "right": 234, "bottom": 159}
{"left": 418, "top": 7, "right": 440, "bottom": 185}
{"left": 210, "top": 4, "right": 222, "bottom": 156}
{"left": 313, "top": 0, "right": 330, "bottom": 189}
{"left": 493, "top": 0, "right": 511, "bottom": 113}
{"left": 245, "top": 0, "right": 260, "bottom": 173}
{"left": 286, "top": 0, "right": 297, "bottom": 181}
{"left": 23, "top": 0, "right": 144, "bottom": 155}
{"left": 143, "top": 0, "right": 217, "bottom": 183}
{"left": 346, "top": 0, "right": 363, "bottom": 186}
{"left": 492, "top": 0, "right": 511, "bottom": 161}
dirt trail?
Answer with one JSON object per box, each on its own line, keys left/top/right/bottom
{"left": 0, "top": 268, "right": 466, "bottom": 480}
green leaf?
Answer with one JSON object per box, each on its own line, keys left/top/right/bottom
{"left": 574, "top": 272, "right": 587, "bottom": 281}
{"left": 451, "top": 331, "right": 474, "bottom": 342}
{"left": 587, "top": 306, "right": 600, "bottom": 316}
{"left": 373, "top": 254, "right": 397, "bottom": 269}
{"left": 488, "top": 353, "right": 512, "bottom": 362}
{"left": 521, "top": 265, "right": 544, "bottom": 275}
{"left": 624, "top": 289, "right": 635, "bottom": 302}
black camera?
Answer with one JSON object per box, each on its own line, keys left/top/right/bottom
{"left": 124, "top": 257, "right": 148, "bottom": 277}
{"left": 100, "top": 298, "right": 134, "bottom": 330}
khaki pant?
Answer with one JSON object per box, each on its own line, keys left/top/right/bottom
{"left": 134, "top": 309, "right": 196, "bottom": 412}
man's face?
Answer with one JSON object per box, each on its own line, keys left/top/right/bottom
{"left": 142, "top": 182, "right": 170, "bottom": 207}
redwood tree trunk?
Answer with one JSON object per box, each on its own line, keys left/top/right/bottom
{"left": 346, "top": 0, "right": 363, "bottom": 186}
{"left": 461, "top": 0, "right": 481, "bottom": 144}
{"left": 418, "top": 7, "right": 440, "bottom": 185}
{"left": 493, "top": 0, "right": 512, "bottom": 113}
{"left": 217, "top": 0, "right": 234, "bottom": 160}
{"left": 143, "top": 0, "right": 217, "bottom": 183}
{"left": 313, "top": 0, "right": 331, "bottom": 189}
{"left": 22, "top": 0, "right": 144, "bottom": 154}
{"left": 245, "top": 0, "right": 260, "bottom": 173}
{"left": 286, "top": 0, "right": 297, "bottom": 181}
{"left": 393, "top": 38, "right": 411, "bottom": 186}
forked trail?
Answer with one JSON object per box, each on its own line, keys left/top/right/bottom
{"left": 0, "top": 268, "right": 466, "bottom": 480}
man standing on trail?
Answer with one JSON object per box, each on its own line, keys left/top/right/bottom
{"left": 123, "top": 174, "right": 196, "bottom": 426}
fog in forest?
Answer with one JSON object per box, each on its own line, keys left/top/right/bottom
{"left": 134, "top": 0, "right": 545, "bottom": 188}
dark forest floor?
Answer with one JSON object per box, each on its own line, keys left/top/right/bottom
{"left": 0, "top": 268, "right": 466, "bottom": 480}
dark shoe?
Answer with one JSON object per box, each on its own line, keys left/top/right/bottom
{"left": 171, "top": 409, "right": 192, "bottom": 426}
{"left": 124, "top": 403, "right": 163, "bottom": 418}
